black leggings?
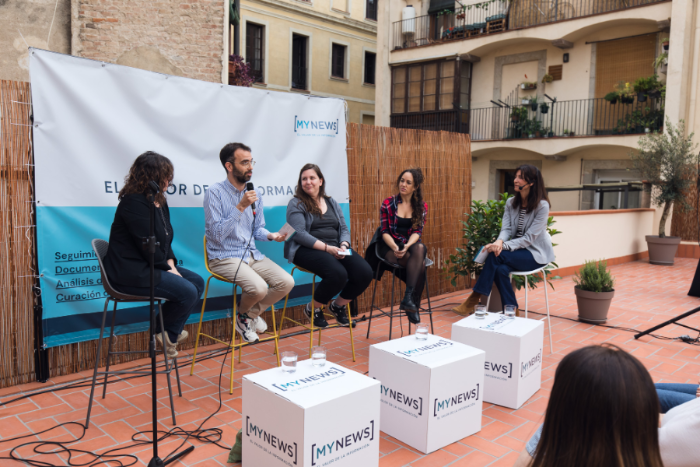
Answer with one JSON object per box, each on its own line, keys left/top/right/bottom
{"left": 293, "top": 247, "right": 374, "bottom": 305}
{"left": 383, "top": 242, "right": 427, "bottom": 298}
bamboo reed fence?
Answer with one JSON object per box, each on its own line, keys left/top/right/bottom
{"left": 671, "top": 181, "right": 700, "bottom": 242}
{"left": 0, "top": 80, "right": 36, "bottom": 389}
{"left": 0, "top": 83, "right": 472, "bottom": 388}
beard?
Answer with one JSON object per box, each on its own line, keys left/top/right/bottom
{"left": 232, "top": 167, "right": 252, "bottom": 184}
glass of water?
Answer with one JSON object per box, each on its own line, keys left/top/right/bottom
{"left": 311, "top": 346, "right": 327, "bottom": 367}
{"left": 504, "top": 305, "right": 516, "bottom": 319}
{"left": 474, "top": 305, "right": 487, "bottom": 319}
{"left": 415, "top": 323, "right": 429, "bottom": 340}
{"left": 281, "top": 351, "right": 298, "bottom": 373}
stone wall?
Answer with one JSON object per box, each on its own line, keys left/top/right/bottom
{"left": 71, "top": 0, "right": 225, "bottom": 82}
{"left": 0, "top": 0, "right": 72, "bottom": 82}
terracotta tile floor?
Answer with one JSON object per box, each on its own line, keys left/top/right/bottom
{"left": 2, "top": 258, "right": 700, "bottom": 466}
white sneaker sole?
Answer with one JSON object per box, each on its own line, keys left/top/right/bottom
{"left": 235, "top": 319, "right": 259, "bottom": 343}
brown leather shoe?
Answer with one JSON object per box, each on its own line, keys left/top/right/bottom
{"left": 452, "top": 292, "right": 482, "bottom": 316}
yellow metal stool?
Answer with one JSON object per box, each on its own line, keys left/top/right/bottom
{"left": 190, "top": 237, "right": 281, "bottom": 394}
{"left": 278, "top": 266, "right": 356, "bottom": 361}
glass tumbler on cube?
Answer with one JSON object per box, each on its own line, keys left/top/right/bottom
{"left": 311, "top": 346, "right": 327, "bottom": 367}
{"left": 415, "top": 323, "right": 429, "bottom": 340}
{"left": 281, "top": 351, "right": 298, "bottom": 373}
{"left": 474, "top": 305, "right": 487, "bottom": 319}
{"left": 504, "top": 305, "right": 516, "bottom": 319}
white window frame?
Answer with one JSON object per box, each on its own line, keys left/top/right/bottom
{"left": 241, "top": 17, "right": 269, "bottom": 86}
{"left": 362, "top": 46, "right": 377, "bottom": 85}
{"left": 329, "top": 39, "right": 350, "bottom": 81}
{"left": 289, "top": 29, "right": 313, "bottom": 91}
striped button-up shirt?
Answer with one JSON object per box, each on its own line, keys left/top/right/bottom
{"left": 204, "top": 179, "right": 271, "bottom": 262}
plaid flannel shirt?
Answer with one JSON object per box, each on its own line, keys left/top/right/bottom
{"left": 380, "top": 195, "right": 428, "bottom": 244}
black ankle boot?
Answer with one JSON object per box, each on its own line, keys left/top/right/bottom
{"left": 401, "top": 286, "right": 420, "bottom": 324}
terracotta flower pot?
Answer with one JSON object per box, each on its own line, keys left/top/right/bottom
{"left": 575, "top": 286, "right": 614, "bottom": 323}
{"left": 645, "top": 235, "right": 682, "bottom": 265}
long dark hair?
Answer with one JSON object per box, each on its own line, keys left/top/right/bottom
{"left": 513, "top": 164, "right": 549, "bottom": 213}
{"left": 119, "top": 151, "right": 173, "bottom": 206}
{"left": 294, "top": 164, "right": 327, "bottom": 216}
{"left": 531, "top": 344, "right": 663, "bottom": 467}
{"left": 396, "top": 168, "right": 426, "bottom": 230}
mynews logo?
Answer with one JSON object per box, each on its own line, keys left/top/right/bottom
{"left": 484, "top": 361, "right": 513, "bottom": 378}
{"left": 271, "top": 366, "right": 345, "bottom": 392}
{"left": 396, "top": 339, "right": 453, "bottom": 357}
{"left": 433, "top": 384, "right": 480, "bottom": 417}
{"left": 521, "top": 349, "right": 542, "bottom": 378}
{"left": 381, "top": 384, "right": 423, "bottom": 416}
{"left": 294, "top": 116, "right": 339, "bottom": 136}
{"left": 311, "top": 420, "right": 374, "bottom": 466}
{"left": 246, "top": 416, "right": 298, "bottom": 465}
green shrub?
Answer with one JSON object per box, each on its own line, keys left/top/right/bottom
{"left": 444, "top": 193, "right": 561, "bottom": 291}
{"left": 573, "top": 260, "right": 614, "bottom": 292}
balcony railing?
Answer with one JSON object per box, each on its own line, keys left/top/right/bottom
{"left": 468, "top": 96, "right": 664, "bottom": 141}
{"left": 392, "top": 0, "right": 667, "bottom": 50}
{"left": 390, "top": 109, "right": 470, "bottom": 133}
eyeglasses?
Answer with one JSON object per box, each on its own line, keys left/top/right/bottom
{"left": 240, "top": 160, "right": 256, "bottom": 168}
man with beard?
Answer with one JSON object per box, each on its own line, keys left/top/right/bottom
{"left": 204, "top": 142, "right": 294, "bottom": 343}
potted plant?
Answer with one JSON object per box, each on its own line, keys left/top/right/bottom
{"left": 662, "top": 38, "right": 669, "bottom": 50}
{"left": 510, "top": 106, "right": 527, "bottom": 122}
{"left": 615, "top": 81, "right": 635, "bottom": 104}
{"left": 633, "top": 75, "right": 662, "bottom": 103}
{"left": 563, "top": 129, "right": 570, "bottom": 137}
{"left": 654, "top": 52, "right": 668, "bottom": 74}
{"left": 604, "top": 91, "right": 619, "bottom": 105}
{"left": 444, "top": 194, "right": 561, "bottom": 311}
{"left": 520, "top": 75, "right": 537, "bottom": 90}
{"left": 529, "top": 96, "right": 538, "bottom": 111}
{"left": 631, "top": 120, "right": 698, "bottom": 265}
{"left": 539, "top": 102, "right": 550, "bottom": 114}
{"left": 573, "top": 260, "right": 615, "bottom": 323}
{"left": 541, "top": 74, "right": 554, "bottom": 84}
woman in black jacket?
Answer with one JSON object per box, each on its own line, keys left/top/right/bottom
{"left": 103, "top": 151, "right": 204, "bottom": 357}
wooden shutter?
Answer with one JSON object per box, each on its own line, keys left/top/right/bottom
{"left": 595, "top": 34, "right": 656, "bottom": 99}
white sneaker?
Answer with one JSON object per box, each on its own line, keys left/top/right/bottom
{"left": 253, "top": 316, "right": 268, "bottom": 334}
{"left": 235, "top": 314, "right": 260, "bottom": 343}
{"left": 156, "top": 332, "right": 178, "bottom": 358}
{"left": 176, "top": 330, "right": 188, "bottom": 343}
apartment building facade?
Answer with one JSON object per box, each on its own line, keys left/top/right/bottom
{"left": 374, "top": 0, "right": 693, "bottom": 210}
{"left": 235, "top": 0, "right": 378, "bottom": 123}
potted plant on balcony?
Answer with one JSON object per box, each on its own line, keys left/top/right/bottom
{"left": 605, "top": 92, "right": 619, "bottom": 105}
{"left": 631, "top": 120, "right": 698, "bottom": 265}
{"left": 510, "top": 106, "right": 527, "bottom": 122}
{"left": 633, "top": 75, "right": 662, "bottom": 103}
{"left": 654, "top": 52, "right": 668, "bottom": 75}
{"left": 662, "top": 38, "right": 669, "bottom": 50}
{"left": 444, "top": 194, "right": 561, "bottom": 311}
{"left": 563, "top": 129, "right": 570, "bottom": 137}
{"left": 539, "top": 102, "right": 550, "bottom": 114}
{"left": 541, "top": 74, "right": 554, "bottom": 84}
{"left": 574, "top": 260, "right": 615, "bottom": 323}
{"left": 529, "top": 96, "right": 538, "bottom": 111}
{"left": 615, "top": 81, "right": 635, "bottom": 104}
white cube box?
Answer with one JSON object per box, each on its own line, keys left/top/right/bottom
{"left": 243, "top": 360, "right": 380, "bottom": 467}
{"left": 369, "top": 334, "right": 485, "bottom": 454}
{"left": 451, "top": 313, "right": 544, "bottom": 409}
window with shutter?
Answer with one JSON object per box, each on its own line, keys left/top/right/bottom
{"left": 245, "top": 23, "right": 264, "bottom": 83}
{"left": 331, "top": 44, "right": 346, "bottom": 79}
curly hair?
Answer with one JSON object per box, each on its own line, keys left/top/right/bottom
{"left": 118, "top": 151, "right": 174, "bottom": 206}
{"left": 294, "top": 164, "right": 327, "bottom": 216}
{"left": 396, "top": 168, "right": 426, "bottom": 230}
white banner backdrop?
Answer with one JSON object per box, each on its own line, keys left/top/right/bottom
{"left": 29, "top": 48, "right": 348, "bottom": 347}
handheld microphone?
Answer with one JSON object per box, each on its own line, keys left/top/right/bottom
{"left": 245, "top": 182, "right": 256, "bottom": 215}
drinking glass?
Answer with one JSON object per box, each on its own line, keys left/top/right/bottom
{"left": 415, "top": 323, "right": 429, "bottom": 340}
{"left": 311, "top": 346, "right": 327, "bottom": 367}
{"left": 474, "top": 305, "right": 487, "bottom": 319}
{"left": 281, "top": 351, "right": 298, "bottom": 373}
{"left": 504, "top": 305, "right": 516, "bottom": 319}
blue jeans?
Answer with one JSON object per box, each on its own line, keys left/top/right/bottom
{"left": 656, "top": 383, "right": 698, "bottom": 413}
{"left": 118, "top": 266, "right": 204, "bottom": 342}
{"left": 473, "top": 249, "right": 545, "bottom": 308}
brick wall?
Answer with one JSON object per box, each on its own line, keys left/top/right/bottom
{"left": 72, "top": 0, "right": 225, "bottom": 83}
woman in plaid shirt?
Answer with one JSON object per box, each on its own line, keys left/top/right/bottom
{"left": 378, "top": 168, "right": 429, "bottom": 324}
